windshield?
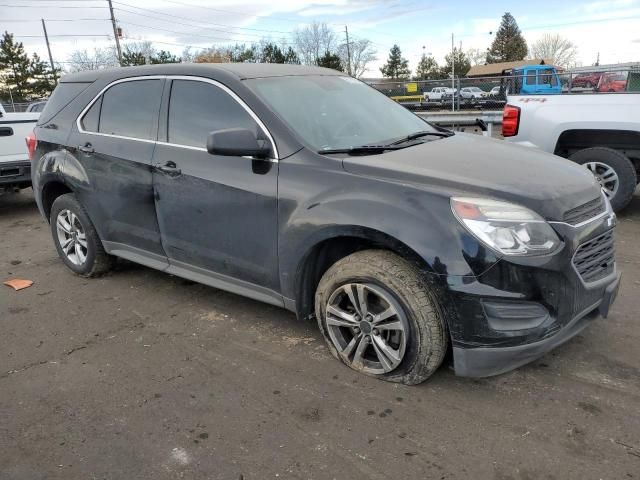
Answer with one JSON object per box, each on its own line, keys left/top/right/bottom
{"left": 246, "top": 75, "right": 436, "bottom": 151}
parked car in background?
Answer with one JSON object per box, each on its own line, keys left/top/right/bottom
{"left": 572, "top": 72, "right": 603, "bottom": 89}
{"left": 0, "top": 103, "right": 39, "bottom": 194}
{"left": 423, "top": 87, "right": 456, "bottom": 102}
{"left": 598, "top": 72, "right": 628, "bottom": 92}
{"left": 502, "top": 65, "right": 562, "bottom": 95}
{"left": 26, "top": 100, "right": 48, "bottom": 113}
{"left": 504, "top": 92, "right": 640, "bottom": 211}
{"left": 489, "top": 86, "right": 501, "bottom": 97}
{"left": 459, "top": 87, "right": 487, "bottom": 100}
{"left": 32, "top": 64, "right": 620, "bottom": 385}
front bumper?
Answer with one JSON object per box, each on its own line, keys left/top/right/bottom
{"left": 452, "top": 272, "right": 620, "bottom": 377}
{"left": 444, "top": 205, "right": 619, "bottom": 377}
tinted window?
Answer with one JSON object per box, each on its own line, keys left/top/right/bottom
{"left": 38, "top": 82, "right": 90, "bottom": 124}
{"left": 168, "top": 80, "right": 258, "bottom": 148}
{"left": 82, "top": 96, "right": 102, "bottom": 132}
{"left": 98, "top": 79, "right": 163, "bottom": 140}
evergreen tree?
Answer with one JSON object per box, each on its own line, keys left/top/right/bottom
{"left": 0, "top": 31, "right": 57, "bottom": 101}
{"left": 486, "top": 13, "right": 528, "bottom": 63}
{"left": 317, "top": 50, "right": 343, "bottom": 71}
{"left": 441, "top": 48, "right": 471, "bottom": 77}
{"left": 150, "top": 50, "right": 180, "bottom": 64}
{"left": 380, "top": 44, "right": 411, "bottom": 79}
{"left": 414, "top": 54, "right": 441, "bottom": 80}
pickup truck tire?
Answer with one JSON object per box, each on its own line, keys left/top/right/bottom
{"left": 315, "top": 250, "right": 448, "bottom": 385}
{"left": 50, "top": 193, "right": 115, "bottom": 277}
{"left": 569, "top": 147, "right": 637, "bottom": 212}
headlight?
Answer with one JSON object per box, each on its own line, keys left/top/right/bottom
{"left": 451, "top": 197, "right": 561, "bottom": 256}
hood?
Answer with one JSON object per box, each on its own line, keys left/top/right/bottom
{"left": 342, "top": 133, "right": 601, "bottom": 221}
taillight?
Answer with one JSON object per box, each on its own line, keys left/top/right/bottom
{"left": 502, "top": 104, "right": 521, "bottom": 137}
{"left": 25, "top": 131, "right": 37, "bottom": 161}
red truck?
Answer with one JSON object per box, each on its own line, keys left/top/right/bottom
{"left": 597, "top": 72, "right": 628, "bottom": 92}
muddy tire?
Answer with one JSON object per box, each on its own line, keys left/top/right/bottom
{"left": 50, "top": 193, "right": 114, "bottom": 277}
{"left": 569, "top": 147, "right": 636, "bottom": 212}
{"left": 315, "top": 250, "right": 448, "bottom": 385}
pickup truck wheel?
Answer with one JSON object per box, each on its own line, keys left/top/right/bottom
{"left": 50, "top": 193, "right": 114, "bottom": 277}
{"left": 569, "top": 147, "right": 637, "bottom": 211}
{"left": 315, "top": 250, "right": 448, "bottom": 385}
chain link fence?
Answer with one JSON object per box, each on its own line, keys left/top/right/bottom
{"left": 368, "top": 68, "right": 640, "bottom": 112}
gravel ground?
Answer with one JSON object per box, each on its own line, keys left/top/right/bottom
{"left": 1, "top": 189, "right": 639, "bottom": 480}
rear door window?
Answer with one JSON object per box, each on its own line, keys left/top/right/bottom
{"left": 167, "top": 79, "right": 259, "bottom": 149}
{"left": 85, "top": 79, "right": 163, "bottom": 140}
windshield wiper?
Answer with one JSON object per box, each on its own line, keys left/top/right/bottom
{"left": 319, "top": 145, "right": 408, "bottom": 155}
{"left": 389, "top": 130, "right": 454, "bottom": 145}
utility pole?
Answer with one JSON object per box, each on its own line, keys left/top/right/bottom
{"left": 107, "top": 0, "right": 122, "bottom": 66}
{"left": 41, "top": 19, "right": 57, "bottom": 85}
{"left": 451, "top": 33, "right": 455, "bottom": 112}
{"left": 344, "top": 25, "right": 352, "bottom": 76}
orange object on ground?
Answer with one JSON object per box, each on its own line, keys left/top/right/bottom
{"left": 3, "top": 279, "right": 34, "bottom": 291}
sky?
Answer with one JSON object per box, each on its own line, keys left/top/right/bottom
{"left": 2, "top": 0, "right": 640, "bottom": 76}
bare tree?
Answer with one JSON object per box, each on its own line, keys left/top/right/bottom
{"left": 67, "top": 46, "right": 118, "bottom": 72}
{"left": 530, "top": 33, "right": 578, "bottom": 69}
{"left": 294, "top": 22, "right": 337, "bottom": 65}
{"left": 466, "top": 48, "right": 487, "bottom": 66}
{"left": 338, "top": 38, "right": 377, "bottom": 78}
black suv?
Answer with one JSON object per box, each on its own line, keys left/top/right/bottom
{"left": 31, "top": 64, "right": 620, "bottom": 384}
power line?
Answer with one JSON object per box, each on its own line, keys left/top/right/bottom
{"left": 14, "top": 34, "right": 112, "bottom": 38}
{"left": 0, "top": 3, "right": 106, "bottom": 8}
{"left": 3, "top": 18, "right": 109, "bottom": 22}
{"left": 112, "top": 2, "right": 293, "bottom": 35}
{"left": 114, "top": 8, "right": 282, "bottom": 40}
{"left": 117, "top": 20, "right": 275, "bottom": 43}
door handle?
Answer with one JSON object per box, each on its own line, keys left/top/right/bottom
{"left": 78, "top": 143, "right": 94, "bottom": 154}
{"left": 156, "top": 161, "right": 181, "bottom": 177}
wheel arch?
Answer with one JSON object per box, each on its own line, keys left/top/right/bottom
{"left": 41, "top": 180, "right": 73, "bottom": 222}
{"left": 293, "top": 226, "right": 436, "bottom": 322}
{"left": 554, "top": 129, "right": 640, "bottom": 176}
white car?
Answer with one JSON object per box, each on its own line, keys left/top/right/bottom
{"left": 459, "top": 87, "right": 487, "bottom": 100}
{"left": 0, "top": 103, "right": 39, "bottom": 194}
{"left": 423, "top": 87, "right": 456, "bottom": 102}
{"left": 504, "top": 93, "right": 640, "bottom": 211}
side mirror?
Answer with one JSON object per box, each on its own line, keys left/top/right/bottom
{"left": 206, "top": 128, "right": 271, "bottom": 159}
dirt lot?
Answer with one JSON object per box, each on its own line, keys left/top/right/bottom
{"left": 1, "top": 189, "right": 639, "bottom": 480}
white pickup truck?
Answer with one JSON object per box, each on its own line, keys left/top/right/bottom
{"left": 0, "top": 103, "right": 39, "bottom": 194}
{"left": 503, "top": 93, "right": 640, "bottom": 211}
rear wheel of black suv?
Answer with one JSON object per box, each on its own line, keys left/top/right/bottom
{"left": 50, "top": 193, "right": 115, "bottom": 277}
{"left": 315, "top": 250, "right": 448, "bottom": 385}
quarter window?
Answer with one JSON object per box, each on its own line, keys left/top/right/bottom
{"left": 167, "top": 79, "right": 259, "bottom": 149}
{"left": 81, "top": 79, "right": 163, "bottom": 140}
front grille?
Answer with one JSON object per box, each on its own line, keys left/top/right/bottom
{"left": 573, "top": 230, "right": 615, "bottom": 283}
{"left": 563, "top": 196, "right": 606, "bottom": 225}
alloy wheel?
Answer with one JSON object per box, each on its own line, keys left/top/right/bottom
{"left": 56, "top": 209, "right": 88, "bottom": 266}
{"left": 325, "top": 283, "right": 408, "bottom": 375}
{"left": 584, "top": 161, "right": 619, "bottom": 199}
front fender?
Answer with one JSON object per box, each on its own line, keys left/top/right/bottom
{"left": 277, "top": 158, "right": 500, "bottom": 301}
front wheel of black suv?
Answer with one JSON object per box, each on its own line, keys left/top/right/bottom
{"left": 50, "top": 193, "right": 115, "bottom": 277}
{"left": 570, "top": 147, "right": 637, "bottom": 212}
{"left": 315, "top": 250, "right": 448, "bottom": 385}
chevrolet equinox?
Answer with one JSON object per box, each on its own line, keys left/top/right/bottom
{"left": 30, "top": 64, "right": 620, "bottom": 384}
